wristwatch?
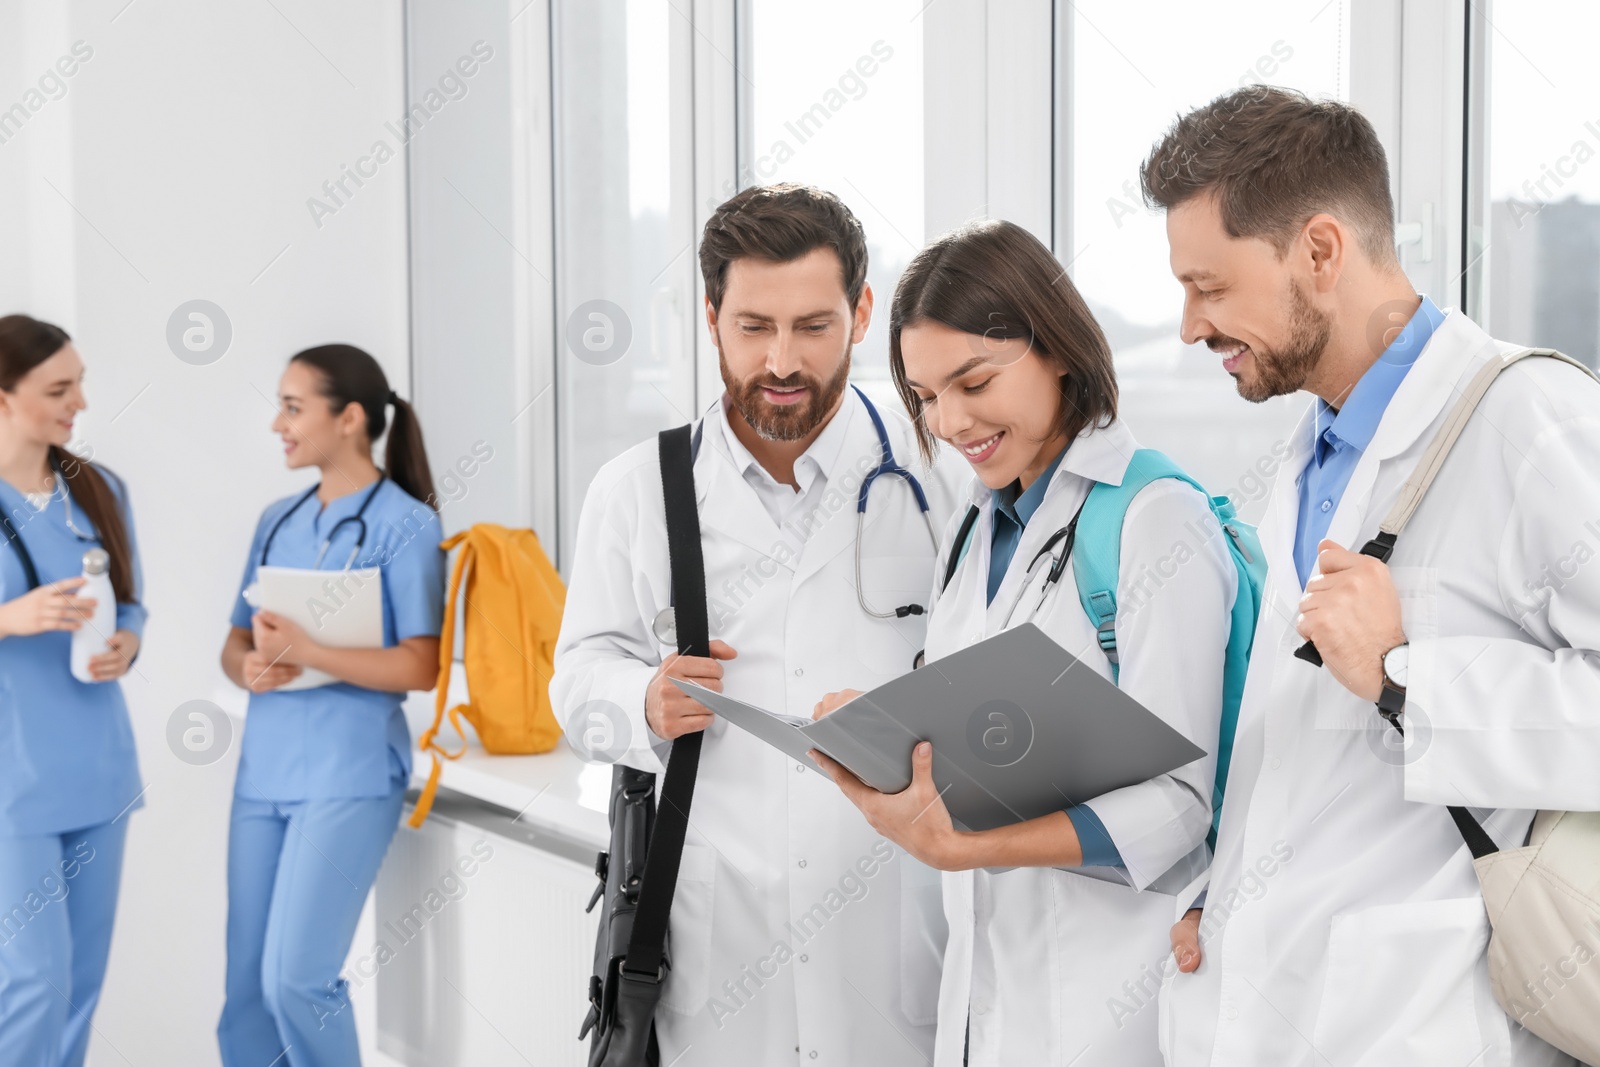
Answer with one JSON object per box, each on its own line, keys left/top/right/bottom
{"left": 1376, "top": 642, "right": 1409, "bottom": 727}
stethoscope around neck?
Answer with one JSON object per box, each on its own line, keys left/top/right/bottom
{"left": 850, "top": 384, "right": 937, "bottom": 619}
{"left": 648, "top": 386, "right": 936, "bottom": 645}
{"left": 0, "top": 464, "right": 102, "bottom": 591}
{"left": 259, "top": 473, "right": 387, "bottom": 569}
{"left": 998, "top": 496, "right": 1089, "bottom": 629}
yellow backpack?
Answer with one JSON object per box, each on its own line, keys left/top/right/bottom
{"left": 408, "top": 524, "right": 566, "bottom": 827}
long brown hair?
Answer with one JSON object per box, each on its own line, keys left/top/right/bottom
{"left": 0, "top": 314, "right": 138, "bottom": 603}
{"left": 290, "top": 344, "right": 438, "bottom": 509}
{"left": 888, "top": 220, "right": 1118, "bottom": 464}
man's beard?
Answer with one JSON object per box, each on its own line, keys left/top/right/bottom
{"left": 1229, "top": 280, "right": 1333, "bottom": 403}
{"left": 718, "top": 337, "right": 853, "bottom": 442}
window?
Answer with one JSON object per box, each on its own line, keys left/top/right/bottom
{"left": 1062, "top": 0, "right": 1352, "bottom": 517}
{"left": 1481, "top": 1, "right": 1600, "bottom": 370}
{"left": 552, "top": 0, "right": 699, "bottom": 562}
{"left": 740, "top": 0, "right": 925, "bottom": 383}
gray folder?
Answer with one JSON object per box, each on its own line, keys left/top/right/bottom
{"left": 672, "top": 622, "right": 1206, "bottom": 832}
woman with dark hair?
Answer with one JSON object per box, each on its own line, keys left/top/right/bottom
{"left": 810, "top": 221, "right": 1238, "bottom": 1065}
{"left": 216, "top": 344, "right": 445, "bottom": 1067}
{"left": 0, "top": 314, "right": 145, "bottom": 1067}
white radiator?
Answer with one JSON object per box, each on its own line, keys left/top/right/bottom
{"left": 372, "top": 788, "right": 602, "bottom": 1067}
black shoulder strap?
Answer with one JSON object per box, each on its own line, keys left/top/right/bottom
{"left": 0, "top": 507, "right": 41, "bottom": 591}
{"left": 621, "top": 425, "right": 710, "bottom": 983}
{"left": 939, "top": 504, "right": 981, "bottom": 595}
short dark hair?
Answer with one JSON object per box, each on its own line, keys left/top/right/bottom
{"left": 1140, "top": 86, "right": 1397, "bottom": 265}
{"left": 699, "top": 183, "right": 869, "bottom": 312}
{"left": 889, "top": 220, "right": 1118, "bottom": 464}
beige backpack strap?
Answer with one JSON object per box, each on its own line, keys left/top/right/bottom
{"left": 1378, "top": 347, "right": 1598, "bottom": 538}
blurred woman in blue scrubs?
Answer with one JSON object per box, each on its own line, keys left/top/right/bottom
{"left": 216, "top": 345, "right": 445, "bottom": 1067}
{"left": 0, "top": 314, "right": 146, "bottom": 1067}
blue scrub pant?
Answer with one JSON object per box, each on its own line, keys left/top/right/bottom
{"left": 217, "top": 780, "right": 404, "bottom": 1067}
{"left": 0, "top": 818, "right": 129, "bottom": 1067}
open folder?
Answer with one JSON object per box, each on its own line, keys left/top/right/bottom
{"left": 672, "top": 622, "right": 1205, "bottom": 833}
{"left": 245, "top": 565, "right": 384, "bottom": 691}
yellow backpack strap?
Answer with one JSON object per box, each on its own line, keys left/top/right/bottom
{"left": 408, "top": 528, "right": 473, "bottom": 828}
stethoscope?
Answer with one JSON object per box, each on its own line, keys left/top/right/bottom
{"left": 852, "top": 384, "right": 937, "bottom": 619}
{"left": 648, "top": 386, "right": 937, "bottom": 645}
{"left": 48, "top": 472, "right": 98, "bottom": 542}
{"left": 259, "top": 474, "right": 387, "bottom": 570}
{"left": 998, "top": 497, "right": 1089, "bottom": 629}
{"left": 0, "top": 468, "right": 99, "bottom": 591}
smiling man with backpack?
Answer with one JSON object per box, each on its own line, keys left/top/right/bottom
{"left": 1148, "top": 86, "right": 1600, "bottom": 1066}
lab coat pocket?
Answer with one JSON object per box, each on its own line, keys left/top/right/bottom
{"left": 853, "top": 556, "right": 937, "bottom": 678}
{"left": 899, "top": 856, "right": 947, "bottom": 1027}
{"left": 1388, "top": 565, "right": 1438, "bottom": 642}
{"left": 661, "top": 843, "right": 717, "bottom": 1016}
{"left": 1310, "top": 896, "right": 1506, "bottom": 1067}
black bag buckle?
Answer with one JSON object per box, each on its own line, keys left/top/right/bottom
{"left": 585, "top": 851, "right": 608, "bottom": 914}
{"left": 577, "top": 976, "right": 603, "bottom": 1040}
{"left": 618, "top": 960, "right": 666, "bottom": 985}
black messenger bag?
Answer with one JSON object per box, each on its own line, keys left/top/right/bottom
{"left": 580, "top": 423, "right": 709, "bottom": 1066}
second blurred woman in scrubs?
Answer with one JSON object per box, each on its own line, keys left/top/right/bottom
{"left": 812, "top": 221, "right": 1236, "bottom": 1066}
{"left": 0, "top": 314, "right": 146, "bottom": 1067}
{"left": 216, "top": 344, "right": 445, "bottom": 1067}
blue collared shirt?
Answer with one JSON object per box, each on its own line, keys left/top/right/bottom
{"left": 987, "top": 446, "right": 1068, "bottom": 604}
{"left": 985, "top": 443, "right": 1122, "bottom": 867}
{"left": 1294, "top": 296, "right": 1446, "bottom": 586}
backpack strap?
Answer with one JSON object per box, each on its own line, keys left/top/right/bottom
{"left": 1070, "top": 450, "right": 1202, "bottom": 683}
{"left": 1386, "top": 347, "right": 1595, "bottom": 535}
{"left": 1298, "top": 346, "right": 1599, "bottom": 668}
{"left": 1388, "top": 347, "right": 1595, "bottom": 861}
{"left": 619, "top": 426, "right": 710, "bottom": 984}
{"left": 1293, "top": 347, "right": 1599, "bottom": 861}
{"left": 407, "top": 527, "right": 474, "bottom": 828}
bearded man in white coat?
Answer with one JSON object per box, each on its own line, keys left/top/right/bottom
{"left": 552, "top": 183, "right": 968, "bottom": 1065}
{"left": 1144, "top": 87, "right": 1600, "bottom": 1066}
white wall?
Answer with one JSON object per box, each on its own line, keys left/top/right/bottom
{"left": 0, "top": 1, "right": 408, "bottom": 1063}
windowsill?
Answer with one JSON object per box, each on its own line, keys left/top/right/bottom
{"left": 213, "top": 662, "right": 611, "bottom": 849}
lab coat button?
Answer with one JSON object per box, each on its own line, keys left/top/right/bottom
{"left": 1269, "top": 757, "right": 1282, "bottom": 770}
{"left": 799, "top": 954, "right": 809, "bottom": 963}
{"left": 798, "top": 859, "right": 807, "bottom": 868}
{"left": 1225, "top": 1005, "right": 1239, "bottom": 1021}
{"left": 809, "top": 1053, "right": 818, "bottom": 1060}
{"left": 796, "top": 763, "right": 805, "bottom": 773}
{"left": 794, "top": 667, "right": 804, "bottom": 677}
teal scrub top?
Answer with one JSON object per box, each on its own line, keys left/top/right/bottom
{"left": 231, "top": 478, "right": 446, "bottom": 802}
{"left": 0, "top": 468, "right": 146, "bottom": 837}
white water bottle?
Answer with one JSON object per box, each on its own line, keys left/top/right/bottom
{"left": 70, "top": 548, "right": 116, "bottom": 683}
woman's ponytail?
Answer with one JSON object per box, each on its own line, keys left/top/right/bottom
{"left": 289, "top": 344, "right": 438, "bottom": 511}
{"left": 383, "top": 392, "right": 437, "bottom": 510}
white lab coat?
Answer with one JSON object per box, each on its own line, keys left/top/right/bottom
{"left": 923, "top": 418, "right": 1238, "bottom": 1067}
{"left": 552, "top": 387, "right": 970, "bottom": 1066}
{"left": 1158, "top": 309, "right": 1600, "bottom": 1067}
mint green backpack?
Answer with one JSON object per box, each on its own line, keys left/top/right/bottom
{"left": 939, "top": 450, "right": 1265, "bottom": 848}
